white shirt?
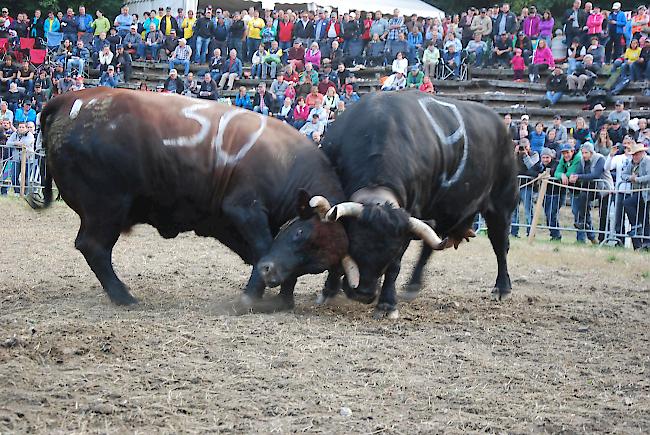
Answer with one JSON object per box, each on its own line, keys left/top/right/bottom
{"left": 605, "top": 153, "right": 632, "bottom": 192}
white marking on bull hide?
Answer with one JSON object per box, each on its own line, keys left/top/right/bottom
{"left": 418, "top": 96, "right": 468, "bottom": 185}
{"left": 69, "top": 99, "right": 84, "bottom": 119}
{"left": 212, "top": 109, "right": 266, "bottom": 166}
{"left": 162, "top": 102, "right": 212, "bottom": 147}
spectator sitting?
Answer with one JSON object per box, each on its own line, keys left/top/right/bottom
{"left": 614, "top": 39, "right": 641, "bottom": 73}
{"left": 298, "top": 62, "right": 319, "bottom": 96}
{"left": 566, "top": 38, "right": 586, "bottom": 75}
{"left": 253, "top": 82, "right": 273, "bottom": 115}
{"left": 137, "top": 23, "right": 163, "bottom": 61}
{"left": 630, "top": 38, "right": 650, "bottom": 82}
{"left": 159, "top": 28, "right": 179, "bottom": 61}
{"left": 589, "top": 104, "right": 607, "bottom": 139}
{"left": 182, "top": 72, "right": 199, "bottom": 97}
{"left": 365, "top": 33, "right": 386, "bottom": 67}
{"left": 99, "top": 65, "right": 118, "bottom": 88}
{"left": 317, "top": 75, "right": 336, "bottom": 96}
{"left": 622, "top": 143, "right": 650, "bottom": 249}
{"left": 381, "top": 71, "right": 406, "bottom": 90}
{"left": 67, "top": 40, "right": 90, "bottom": 78}
{"left": 14, "top": 101, "right": 37, "bottom": 124}
{"left": 123, "top": 25, "right": 142, "bottom": 57}
{"left": 419, "top": 75, "right": 435, "bottom": 93}
{"left": 283, "top": 64, "right": 299, "bottom": 84}
{"left": 305, "top": 86, "right": 324, "bottom": 108}
{"left": 209, "top": 49, "right": 224, "bottom": 83}
{"left": 608, "top": 119, "right": 626, "bottom": 146}
{"left": 293, "top": 96, "right": 310, "bottom": 129}
{"left": 5, "top": 83, "right": 24, "bottom": 112}
{"left": 391, "top": 51, "right": 408, "bottom": 75}
{"left": 442, "top": 44, "right": 461, "bottom": 78}
{"left": 114, "top": 45, "right": 132, "bottom": 82}
{"left": 407, "top": 26, "right": 423, "bottom": 64}
{"left": 270, "top": 72, "right": 290, "bottom": 109}
{"left": 97, "top": 46, "right": 114, "bottom": 73}
{"left": 0, "top": 101, "right": 13, "bottom": 124}
{"left": 542, "top": 66, "right": 566, "bottom": 107}
{"left": 263, "top": 40, "right": 283, "bottom": 80}
{"left": 198, "top": 72, "right": 218, "bottom": 100}
{"left": 57, "top": 72, "right": 74, "bottom": 94}
{"left": 218, "top": 49, "right": 243, "bottom": 91}
{"left": 511, "top": 48, "right": 526, "bottom": 81}
{"left": 300, "top": 113, "right": 325, "bottom": 138}
{"left": 312, "top": 131, "right": 322, "bottom": 145}
{"left": 107, "top": 27, "right": 122, "bottom": 53}
{"left": 340, "top": 84, "right": 360, "bottom": 105}
{"left": 492, "top": 31, "right": 513, "bottom": 67}
{"left": 594, "top": 128, "right": 614, "bottom": 156}
{"left": 168, "top": 37, "right": 192, "bottom": 76}
{"left": 407, "top": 65, "right": 424, "bottom": 88}
{"left": 327, "top": 40, "right": 345, "bottom": 68}
{"left": 387, "top": 32, "right": 409, "bottom": 62}
{"left": 55, "top": 39, "right": 73, "bottom": 65}
{"left": 608, "top": 100, "right": 631, "bottom": 130}
{"left": 251, "top": 43, "right": 267, "bottom": 79}
{"left": 529, "top": 38, "right": 554, "bottom": 82}
{"left": 163, "top": 69, "right": 184, "bottom": 94}
{"left": 422, "top": 42, "right": 440, "bottom": 78}
{"left": 585, "top": 37, "right": 604, "bottom": 69}
{"left": 567, "top": 56, "right": 597, "bottom": 96}
{"left": 304, "top": 42, "right": 322, "bottom": 70}
{"left": 287, "top": 40, "right": 306, "bottom": 72}
{"left": 276, "top": 97, "right": 294, "bottom": 123}
{"left": 466, "top": 32, "right": 487, "bottom": 67}
{"left": 322, "top": 86, "right": 340, "bottom": 112}
{"left": 71, "top": 75, "right": 85, "bottom": 91}
{"left": 572, "top": 116, "right": 591, "bottom": 146}
{"left": 15, "top": 59, "right": 35, "bottom": 96}
{"left": 235, "top": 86, "right": 252, "bottom": 110}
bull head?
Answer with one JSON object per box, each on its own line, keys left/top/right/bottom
{"left": 257, "top": 190, "right": 358, "bottom": 289}
{"left": 326, "top": 202, "right": 449, "bottom": 250}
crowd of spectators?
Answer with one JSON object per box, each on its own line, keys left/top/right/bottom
{"left": 1, "top": 4, "right": 649, "bottom": 242}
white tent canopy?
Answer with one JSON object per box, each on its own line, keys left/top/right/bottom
{"left": 260, "top": 0, "right": 445, "bottom": 19}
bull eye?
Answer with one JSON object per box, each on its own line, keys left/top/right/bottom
{"left": 293, "top": 229, "right": 304, "bottom": 242}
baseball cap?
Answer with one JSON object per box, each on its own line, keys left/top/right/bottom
{"left": 615, "top": 99, "right": 624, "bottom": 106}
{"left": 612, "top": 2, "right": 621, "bottom": 10}
{"left": 521, "top": 114, "right": 529, "bottom": 121}
{"left": 553, "top": 114, "right": 562, "bottom": 120}
{"left": 560, "top": 143, "right": 573, "bottom": 152}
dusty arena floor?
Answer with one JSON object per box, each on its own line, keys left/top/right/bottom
{"left": 1, "top": 197, "right": 649, "bottom": 434}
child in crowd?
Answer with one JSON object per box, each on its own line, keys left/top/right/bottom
{"left": 511, "top": 48, "right": 526, "bottom": 82}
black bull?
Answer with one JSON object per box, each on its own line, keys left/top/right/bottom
{"left": 259, "top": 90, "right": 518, "bottom": 318}
{"left": 36, "top": 88, "right": 358, "bottom": 310}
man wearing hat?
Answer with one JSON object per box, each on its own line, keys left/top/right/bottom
{"left": 551, "top": 142, "right": 582, "bottom": 239}
{"left": 542, "top": 66, "right": 567, "bottom": 107}
{"left": 589, "top": 104, "right": 607, "bottom": 139}
{"left": 14, "top": 100, "right": 37, "bottom": 124}
{"left": 123, "top": 25, "right": 142, "bottom": 57}
{"left": 169, "top": 38, "right": 192, "bottom": 75}
{"left": 407, "top": 65, "right": 424, "bottom": 88}
{"left": 607, "top": 100, "right": 631, "bottom": 130}
{"left": 570, "top": 142, "right": 614, "bottom": 243}
{"left": 608, "top": 118, "right": 626, "bottom": 146}
{"left": 114, "top": 45, "right": 133, "bottom": 82}
{"left": 99, "top": 64, "right": 118, "bottom": 88}
{"left": 606, "top": 2, "right": 627, "bottom": 63}
{"left": 621, "top": 143, "right": 650, "bottom": 248}
{"left": 160, "top": 28, "right": 179, "bottom": 61}
{"left": 511, "top": 137, "right": 542, "bottom": 237}
{"left": 163, "top": 68, "right": 184, "bottom": 94}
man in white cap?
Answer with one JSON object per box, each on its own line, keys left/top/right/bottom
{"left": 606, "top": 2, "right": 627, "bottom": 63}
{"left": 621, "top": 143, "right": 650, "bottom": 248}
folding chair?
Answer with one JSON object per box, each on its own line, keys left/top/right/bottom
{"left": 29, "top": 48, "right": 47, "bottom": 65}
{"left": 45, "top": 32, "right": 64, "bottom": 63}
{"left": 0, "top": 37, "right": 8, "bottom": 59}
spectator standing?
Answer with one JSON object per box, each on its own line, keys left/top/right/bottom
{"left": 61, "top": 8, "right": 78, "bottom": 42}
{"left": 605, "top": 2, "right": 627, "bottom": 63}
{"left": 589, "top": 104, "right": 608, "bottom": 139}
{"left": 621, "top": 143, "right": 650, "bottom": 248}
{"left": 293, "top": 11, "right": 314, "bottom": 47}
{"left": 30, "top": 9, "right": 45, "bottom": 40}
{"left": 114, "top": 45, "right": 132, "bottom": 82}
{"left": 529, "top": 122, "right": 547, "bottom": 155}
{"left": 91, "top": 10, "right": 110, "bottom": 39}
{"left": 563, "top": 0, "right": 587, "bottom": 46}
{"left": 493, "top": 3, "right": 517, "bottom": 40}
{"left": 194, "top": 10, "right": 214, "bottom": 64}
{"left": 511, "top": 138, "right": 542, "bottom": 238}
{"left": 159, "top": 7, "right": 179, "bottom": 37}
{"left": 114, "top": 6, "right": 133, "bottom": 38}
{"left": 3, "top": 122, "right": 35, "bottom": 196}
{"left": 571, "top": 116, "right": 591, "bottom": 146}
{"left": 246, "top": 10, "right": 265, "bottom": 61}
{"left": 539, "top": 10, "right": 554, "bottom": 46}
{"left": 511, "top": 48, "right": 526, "bottom": 80}
{"left": 386, "top": 9, "right": 405, "bottom": 55}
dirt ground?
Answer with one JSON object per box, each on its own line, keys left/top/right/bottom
{"left": 1, "top": 197, "right": 649, "bottom": 434}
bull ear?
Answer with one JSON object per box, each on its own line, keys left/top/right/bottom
{"left": 296, "top": 189, "right": 314, "bottom": 220}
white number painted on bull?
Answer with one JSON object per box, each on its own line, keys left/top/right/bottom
{"left": 162, "top": 102, "right": 213, "bottom": 147}
{"left": 418, "top": 97, "right": 468, "bottom": 186}
{"left": 162, "top": 103, "right": 265, "bottom": 165}
{"left": 69, "top": 99, "right": 84, "bottom": 119}
{"left": 212, "top": 109, "right": 267, "bottom": 166}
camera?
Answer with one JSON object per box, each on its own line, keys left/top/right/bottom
{"left": 518, "top": 145, "right": 525, "bottom": 151}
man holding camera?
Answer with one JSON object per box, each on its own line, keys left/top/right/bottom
{"left": 511, "top": 138, "right": 543, "bottom": 237}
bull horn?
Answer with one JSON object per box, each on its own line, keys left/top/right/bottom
{"left": 325, "top": 202, "right": 364, "bottom": 222}
{"left": 308, "top": 196, "right": 332, "bottom": 220}
{"left": 409, "top": 217, "right": 449, "bottom": 250}
{"left": 341, "top": 255, "right": 359, "bottom": 289}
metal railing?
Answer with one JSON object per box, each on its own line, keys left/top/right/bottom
{"left": 1, "top": 144, "right": 46, "bottom": 199}
{"left": 509, "top": 173, "right": 650, "bottom": 249}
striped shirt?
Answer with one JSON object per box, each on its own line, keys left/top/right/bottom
{"left": 173, "top": 44, "right": 192, "bottom": 61}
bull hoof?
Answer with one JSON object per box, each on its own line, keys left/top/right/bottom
{"left": 236, "top": 294, "right": 294, "bottom": 314}
{"left": 315, "top": 293, "right": 337, "bottom": 306}
{"left": 399, "top": 284, "right": 422, "bottom": 302}
{"left": 346, "top": 291, "right": 376, "bottom": 305}
{"left": 109, "top": 291, "right": 138, "bottom": 306}
{"left": 490, "top": 287, "right": 511, "bottom": 301}
{"left": 373, "top": 304, "right": 399, "bottom": 320}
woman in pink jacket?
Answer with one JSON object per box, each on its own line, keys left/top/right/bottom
{"left": 528, "top": 38, "right": 555, "bottom": 82}
{"left": 538, "top": 10, "right": 555, "bottom": 46}
{"left": 304, "top": 42, "right": 322, "bottom": 70}
{"left": 586, "top": 7, "right": 605, "bottom": 39}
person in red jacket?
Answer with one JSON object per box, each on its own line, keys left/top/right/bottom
{"left": 278, "top": 15, "right": 294, "bottom": 56}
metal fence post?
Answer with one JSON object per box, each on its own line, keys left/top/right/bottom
{"left": 528, "top": 169, "right": 551, "bottom": 244}
{"left": 19, "top": 146, "right": 27, "bottom": 197}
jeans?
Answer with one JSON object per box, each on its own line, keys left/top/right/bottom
{"left": 253, "top": 105, "right": 269, "bottom": 115}
{"left": 629, "top": 62, "right": 647, "bottom": 82}
{"left": 468, "top": 48, "right": 484, "bottom": 66}
{"left": 16, "top": 79, "right": 34, "bottom": 94}
{"left": 511, "top": 184, "right": 533, "bottom": 236}
{"left": 169, "top": 58, "right": 190, "bottom": 75}
{"left": 279, "top": 40, "right": 291, "bottom": 63}
{"left": 67, "top": 58, "right": 85, "bottom": 76}
{"left": 195, "top": 36, "right": 210, "bottom": 63}
{"left": 545, "top": 91, "right": 563, "bottom": 105}
{"left": 137, "top": 43, "right": 160, "bottom": 60}
{"left": 543, "top": 186, "right": 566, "bottom": 239}
{"left": 571, "top": 192, "right": 594, "bottom": 242}
{"left": 261, "top": 62, "right": 279, "bottom": 79}
{"left": 229, "top": 38, "right": 243, "bottom": 59}
{"left": 246, "top": 37, "right": 261, "bottom": 61}
{"left": 623, "top": 192, "right": 650, "bottom": 249}
{"left": 567, "top": 57, "right": 579, "bottom": 74}
{"left": 251, "top": 63, "right": 262, "bottom": 78}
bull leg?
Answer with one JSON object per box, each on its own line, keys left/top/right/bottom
{"left": 316, "top": 270, "right": 343, "bottom": 305}
{"left": 222, "top": 201, "right": 274, "bottom": 306}
{"left": 401, "top": 244, "right": 433, "bottom": 301}
{"left": 75, "top": 220, "right": 138, "bottom": 306}
{"left": 374, "top": 257, "right": 402, "bottom": 320}
{"left": 483, "top": 209, "right": 512, "bottom": 301}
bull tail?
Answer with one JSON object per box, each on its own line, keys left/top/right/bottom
{"left": 40, "top": 166, "right": 53, "bottom": 208}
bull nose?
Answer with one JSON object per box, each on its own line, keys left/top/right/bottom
{"left": 258, "top": 260, "right": 281, "bottom": 287}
